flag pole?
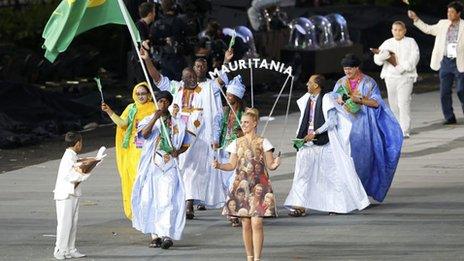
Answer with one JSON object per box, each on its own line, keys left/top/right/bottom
{"left": 116, "top": 0, "right": 156, "bottom": 104}
{"left": 117, "top": 0, "right": 174, "bottom": 148}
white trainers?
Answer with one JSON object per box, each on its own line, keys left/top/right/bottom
{"left": 66, "top": 249, "right": 86, "bottom": 258}
{"left": 53, "top": 249, "right": 66, "bottom": 260}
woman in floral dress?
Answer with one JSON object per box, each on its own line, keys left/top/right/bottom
{"left": 213, "top": 108, "right": 281, "bottom": 261}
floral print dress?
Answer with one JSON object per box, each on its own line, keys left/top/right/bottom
{"left": 224, "top": 136, "right": 277, "bottom": 218}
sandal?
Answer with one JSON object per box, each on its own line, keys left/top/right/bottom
{"left": 288, "top": 208, "right": 306, "bottom": 217}
{"left": 231, "top": 218, "right": 241, "bottom": 227}
{"left": 160, "top": 237, "right": 173, "bottom": 250}
{"left": 149, "top": 237, "right": 162, "bottom": 248}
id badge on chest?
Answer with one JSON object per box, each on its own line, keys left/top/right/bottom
{"left": 447, "top": 43, "right": 457, "bottom": 58}
{"left": 307, "top": 125, "right": 314, "bottom": 135}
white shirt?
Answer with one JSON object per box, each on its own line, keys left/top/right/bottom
{"left": 53, "top": 149, "right": 91, "bottom": 200}
{"left": 374, "top": 36, "right": 420, "bottom": 82}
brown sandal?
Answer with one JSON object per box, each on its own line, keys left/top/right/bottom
{"left": 288, "top": 208, "right": 306, "bottom": 217}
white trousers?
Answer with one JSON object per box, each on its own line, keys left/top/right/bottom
{"left": 385, "top": 76, "right": 414, "bottom": 136}
{"left": 55, "top": 195, "right": 79, "bottom": 253}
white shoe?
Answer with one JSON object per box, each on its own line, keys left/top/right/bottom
{"left": 66, "top": 249, "right": 86, "bottom": 258}
{"left": 53, "top": 249, "right": 66, "bottom": 260}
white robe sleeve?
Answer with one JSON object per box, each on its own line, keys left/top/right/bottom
{"left": 156, "top": 75, "right": 171, "bottom": 91}
{"left": 315, "top": 109, "right": 338, "bottom": 134}
{"left": 157, "top": 75, "right": 182, "bottom": 94}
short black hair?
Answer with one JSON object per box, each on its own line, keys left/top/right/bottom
{"left": 65, "top": 132, "right": 82, "bottom": 148}
{"left": 341, "top": 53, "right": 362, "bottom": 67}
{"left": 448, "top": 1, "right": 464, "bottom": 13}
{"left": 155, "top": 90, "right": 173, "bottom": 105}
{"left": 138, "top": 2, "right": 155, "bottom": 18}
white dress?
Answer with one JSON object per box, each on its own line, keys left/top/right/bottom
{"left": 284, "top": 93, "right": 370, "bottom": 213}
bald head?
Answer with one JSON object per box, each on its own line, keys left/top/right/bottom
{"left": 307, "top": 74, "right": 325, "bottom": 95}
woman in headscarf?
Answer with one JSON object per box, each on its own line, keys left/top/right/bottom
{"left": 101, "top": 82, "right": 156, "bottom": 219}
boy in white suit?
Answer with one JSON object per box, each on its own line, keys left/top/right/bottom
{"left": 53, "top": 132, "right": 103, "bottom": 260}
{"left": 372, "top": 21, "right": 420, "bottom": 138}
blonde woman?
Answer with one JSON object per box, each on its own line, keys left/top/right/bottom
{"left": 213, "top": 108, "right": 280, "bottom": 261}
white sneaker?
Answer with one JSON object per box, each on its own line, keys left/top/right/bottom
{"left": 66, "top": 249, "right": 86, "bottom": 258}
{"left": 53, "top": 249, "right": 66, "bottom": 260}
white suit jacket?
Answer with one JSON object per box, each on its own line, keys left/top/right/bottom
{"left": 414, "top": 18, "right": 464, "bottom": 72}
{"left": 53, "top": 149, "right": 90, "bottom": 200}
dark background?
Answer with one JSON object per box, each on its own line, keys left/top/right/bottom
{"left": 0, "top": 0, "right": 453, "bottom": 149}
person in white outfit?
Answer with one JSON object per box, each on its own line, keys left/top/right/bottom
{"left": 372, "top": 21, "right": 420, "bottom": 138}
{"left": 284, "top": 75, "right": 370, "bottom": 216}
{"left": 53, "top": 132, "right": 101, "bottom": 260}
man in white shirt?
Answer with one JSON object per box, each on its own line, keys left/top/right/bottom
{"left": 372, "top": 21, "right": 420, "bottom": 138}
{"left": 408, "top": 1, "right": 464, "bottom": 125}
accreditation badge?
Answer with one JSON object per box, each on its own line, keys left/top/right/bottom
{"left": 447, "top": 43, "right": 457, "bottom": 58}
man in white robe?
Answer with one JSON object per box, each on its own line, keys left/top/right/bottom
{"left": 140, "top": 43, "right": 231, "bottom": 218}
{"left": 193, "top": 57, "right": 228, "bottom": 210}
{"left": 284, "top": 75, "right": 370, "bottom": 216}
{"left": 132, "top": 91, "right": 189, "bottom": 249}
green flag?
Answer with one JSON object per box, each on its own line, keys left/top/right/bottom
{"left": 42, "top": 0, "right": 140, "bottom": 62}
